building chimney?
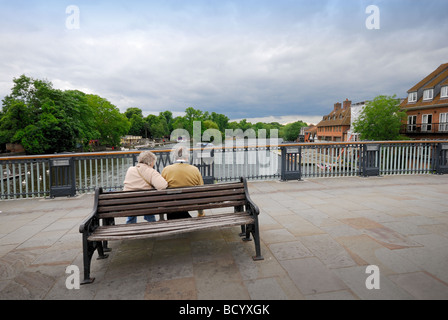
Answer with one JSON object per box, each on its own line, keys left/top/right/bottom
{"left": 334, "top": 102, "right": 341, "bottom": 111}
{"left": 343, "top": 99, "right": 351, "bottom": 109}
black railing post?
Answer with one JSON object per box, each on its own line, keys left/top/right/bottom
{"left": 49, "top": 157, "right": 76, "bottom": 198}
{"left": 361, "top": 144, "right": 380, "bottom": 177}
{"left": 435, "top": 143, "right": 448, "bottom": 174}
{"left": 280, "top": 145, "right": 302, "bottom": 181}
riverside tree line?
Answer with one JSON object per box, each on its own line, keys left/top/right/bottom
{"left": 0, "top": 75, "right": 308, "bottom": 155}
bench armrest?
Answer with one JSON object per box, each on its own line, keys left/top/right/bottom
{"left": 79, "top": 188, "right": 101, "bottom": 234}
{"left": 246, "top": 199, "right": 260, "bottom": 216}
{"left": 240, "top": 177, "right": 260, "bottom": 216}
{"left": 79, "top": 209, "right": 98, "bottom": 233}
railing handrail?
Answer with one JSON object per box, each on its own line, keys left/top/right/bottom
{"left": 2, "top": 140, "right": 447, "bottom": 200}
{"left": 2, "top": 140, "right": 447, "bottom": 161}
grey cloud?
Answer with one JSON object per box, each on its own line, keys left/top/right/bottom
{"left": 1, "top": 1, "right": 447, "bottom": 121}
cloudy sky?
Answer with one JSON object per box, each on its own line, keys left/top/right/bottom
{"left": 0, "top": 0, "right": 447, "bottom": 125}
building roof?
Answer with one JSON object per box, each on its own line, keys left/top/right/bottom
{"left": 304, "top": 125, "right": 318, "bottom": 134}
{"left": 441, "top": 77, "right": 448, "bottom": 86}
{"left": 423, "top": 69, "right": 448, "bottom": 89}
{"left": 407, "top": 63, "right": 448, "bottom": 93}
{"left": 401, "top": 63, "right": 448, "bottom": 109}
{"left": 317, "top": 106, "right": 351, "bottom": 127}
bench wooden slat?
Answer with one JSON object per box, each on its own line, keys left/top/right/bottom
{"left": 98, "top": 200, "right": 247, "bottom": 219}
{"left": 93, "top": 212, "right": 253, "bottom": 236}
{"left": 97, "top": 194, "right": 246, "bottom": 214}
{"left": 98, "top": 182, "right": 244, "bottom": 200}
{"left": 88, "top": 213, "right": 254, "bottom": 241}
{"left": 98, "top": 187, "right": 245, "bottom": 207}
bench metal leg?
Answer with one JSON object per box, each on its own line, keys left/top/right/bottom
{"left": 102, "top": 241, "right": 112, "bottom": 253}
{"left": 249, "top": 216, "right": 264, "bottom": 261}
{"left": 239, "top": 225, "right": 246, "bottom": 237}
{"left": 239, "top": 222, "right": 263, "bottom": 260}
{"left": 81, "top": 234, "right": 96, "bottom": 285}
{"left": 81, "top": 235, "right": 109, "bottom": 285}
{"left": 102, "top": 218, "right": 115, "bottom": 253}
{"left": 97, "top": 241, "right": 109, "bottom": 260}
{"left": 242, "top": 224, "right": 252, "bottom": 242}
{"left": 251, "top": 223, "right": 264, "bottom": 261}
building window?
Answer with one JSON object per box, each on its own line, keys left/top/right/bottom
{"left": 407, "top": 115, "right": 417, "bottom": 132}
{"left": 423, "top": 89, "right": 434, "bottom": 101}
{"left": 422, "top": 114, "right": 432, "bottom": 132}
{"left": 441, "top": 86, "right": 448, "bottom": 98}
{"left": 408, "top": 92, "right": 417, "bottom": 103}
{"left": 440, "top": 113, "right": 448, "bottom": 132}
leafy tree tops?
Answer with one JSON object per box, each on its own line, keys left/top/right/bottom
{"left": 0, "top": 75, "right": 129, "bottom": 154}
{"left": 1, "top": 75, "right": 308, "bottom": 154}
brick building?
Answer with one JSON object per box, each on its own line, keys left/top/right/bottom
{"left": 400, "top": 63, "right": 448, "bottom": 140}
{"left": 316, "top": 99, "right": 352, "bottom": 142}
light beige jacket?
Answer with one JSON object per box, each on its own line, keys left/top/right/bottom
{"left": 123, "top": 163, "right": 168, "bottom": 191}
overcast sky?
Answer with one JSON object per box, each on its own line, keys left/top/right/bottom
{"left": 0, "top": 0, "right": 447, "bottom": 125}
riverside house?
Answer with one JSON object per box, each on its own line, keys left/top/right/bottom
{"left": 316, "top": 99, "right": 352, "bottom": 142}
{"left": 400, "top": 63, "right": 448, "bottom": 140}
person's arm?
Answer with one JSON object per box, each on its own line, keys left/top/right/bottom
{"left": 150, "top": 169, "right": 168, "bottom": 190}
{"left": 195, "top": 167, "right": 204, "bottom": 186}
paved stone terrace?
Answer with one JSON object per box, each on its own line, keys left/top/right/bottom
{"left": 0, "top": 175, "right": 447, "bottom": 300}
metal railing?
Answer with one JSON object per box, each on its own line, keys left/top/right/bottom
{"left": 1, "top": 140, "right": 447, "bottom": 200}
{"left": 401, "top": 123, "right": 448, "bottom": 134}
{"left": 294, "top": 141, "right": 438, "bottom": 178}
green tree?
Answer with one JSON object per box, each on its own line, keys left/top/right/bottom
{"left": 86, "top": 94, "right": 130, "bottom": 147}
{"left": 237, "top": 119, "right": 253, "bottom": 131}
{"left": 2, "top": 74, "right": 52, "bottom": 111}
{"left": 281, "top": 121, "right": 308, "bottom": 141}
{"left": 124, "top": 107, "right": 143, "bottom": 119}
{"left": 145, "top": 114, "right": 169, "bottom": 139}
{"left": 172, "top": 116, "right": 187, "bottom": 130}
{"left": 0, "top": 75, "right": 99, "bottom": 154}
{"left": 153, "top": 115, "right": 169, "bottom": 138}
{"left": 184, "top": 107, "right": 206, "bottom": 136}
{"left": 124, "top": 108, "right": 145, "bottom": 137}
{"left": 210, "top": 112, "right": 229, "bottom": 133}
{"left": 353, "top": 95, "right": 407, "bottom": 141}
{"left": 160, "top": 110, "right": 174, "bottom": 132}
{"left": 7, "top": 101, "right": 78, "bottom": 154}
{"left": 0, "top": 100, "right": 33, "bottom": 144}
{"left": 129, "top": 114, "right": 145, "bottom": 137}
{"left": 203, "top": 120, "right": 219, "bottom": 130}
{"left": 60, "top": 90, "right": 99, "bottom": 148}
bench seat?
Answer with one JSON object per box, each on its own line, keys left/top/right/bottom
{"left": 88, "top": 212, "right": 255, "bottom": 241}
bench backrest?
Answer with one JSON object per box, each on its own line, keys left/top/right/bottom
{"left": 96, "top": 181, "right": 248, "bottom": 219}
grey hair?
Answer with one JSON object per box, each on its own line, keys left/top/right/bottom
{"left": 172, "top": 145, "right": 190, "bottom": 162}
{"left": 137, "top": 151, "right": 157, "bottom": 166}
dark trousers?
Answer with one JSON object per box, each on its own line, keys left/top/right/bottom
{"left": 167, "top": 211, "right": 192, "bottom": 220}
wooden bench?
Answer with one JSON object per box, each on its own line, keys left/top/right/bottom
{"left": 79, "top": 177, "right": 263, "bottom": 284}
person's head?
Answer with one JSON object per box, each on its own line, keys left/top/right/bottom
{"left": 137, "top": 151, "right": 157, "bottom": 167}
{"left": 172, "top": 145, "right": 190, "bottom": 162}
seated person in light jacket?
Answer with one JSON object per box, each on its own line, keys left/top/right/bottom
{"left": 123, "top": 151, "right": 168, "bottom": 223}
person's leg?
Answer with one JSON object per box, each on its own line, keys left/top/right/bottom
{"left": 126, "top": 216, "right": 137, "bottom": 224}
{"left": 167, "top": 212, "right": 192, "bottom": 220}
{"left": 144, "top": 215, "right": 156, "bottom": 222}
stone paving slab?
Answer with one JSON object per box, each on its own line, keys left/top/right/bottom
{"left": 0, "top": 175, "right": 448, "bottom": 300}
